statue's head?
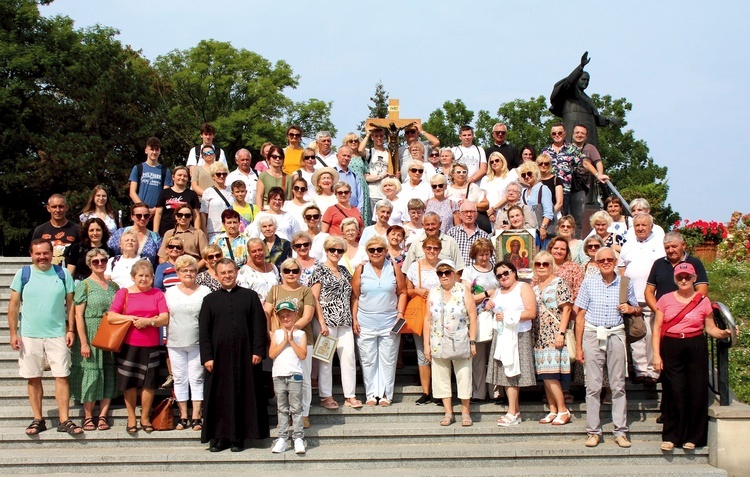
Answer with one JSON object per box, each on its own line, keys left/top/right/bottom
{"left": 578, "top": 72, "right": 590, "bottom": 90}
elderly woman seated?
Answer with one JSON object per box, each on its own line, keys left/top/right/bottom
{"left": 493, "top": 182, "right": 537, "bottom": 232}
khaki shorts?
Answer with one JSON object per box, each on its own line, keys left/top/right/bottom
{"left": 19, "top": 336, "right": 71, "bottom": 378}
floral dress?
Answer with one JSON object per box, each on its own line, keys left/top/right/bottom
{"left": 555, "top": 261, "right": 584, "bottom": 301}
{"left": 70, "top": 278, "right": 120, "bottom": 402}
{"left": 195, "top": 271, "right": 221, "bottom": 291}
{"left": 532, "top": 277, "right": 572, "bottom": 379}
{"left": 428, "top": 283, "right": 469, "bottom": 358}
{"left": 309, "top": 264, "right": 353, "bottom": 327}
{"left": 350, "top": 154, "right": 372, "bottom": 226}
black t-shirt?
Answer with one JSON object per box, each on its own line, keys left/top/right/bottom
{"left": 156, "top": 188, "right": 200, "bottom": 236}
{"left": 485, "top": 143, "right": 521, "bottom": 170}
{"left": 63, "top": 243, "right": 113, "bottom": 281}
{"left": 646, "top": 255, "right": 709, "bottom": 299}
{"left": 32, "top": 221, "right": 80, "bottom": 266}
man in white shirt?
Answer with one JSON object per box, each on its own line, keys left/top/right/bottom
{"left": 617, "top": 213, "right": 665, "bottom": 383}
{"left": 226, "top": 149, "right": 258, "bottom": 205}
{"left": 314, "top": 131, "right": 336, "bottom": 168}
{"left": 451, "top": 125, "right": 487, "bottom": 185}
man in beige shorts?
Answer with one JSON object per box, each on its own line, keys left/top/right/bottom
{"left": 8, "top": 239, "right": 81, "bottom": 435}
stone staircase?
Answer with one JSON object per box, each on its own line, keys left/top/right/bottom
{"left": 0, "top": 257, "right": 727, "bottom": 475}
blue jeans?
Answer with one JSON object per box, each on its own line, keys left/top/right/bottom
{"left": 273, "top": 375, "right": 304, "bottom": 439}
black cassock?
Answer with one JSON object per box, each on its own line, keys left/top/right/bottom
{"left": 199, "top": 285, "right": 269, "bottom": 443}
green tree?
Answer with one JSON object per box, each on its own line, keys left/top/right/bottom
{"left": 286, "top": 98, "right": 337, "bottom": 144}
{"left": 422, "top": 99, "right": 475, "bottom": 147}
{"left": 495, "top": 96, "right": 555, "bottom": 153}
{"left": 0, "top": 0, "right": 161, "bottom": 253}
{"left": 358, "top": 81, "right": 389, "bottom": 136}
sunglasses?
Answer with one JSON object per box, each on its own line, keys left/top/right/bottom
{"left": 90, "top": 258, "right": 107, "bottom": 266}
{"left": 558, "top": 224, "right": 572, "bottom": 229}
{"left": 405, "top": 130, "right": 418, "bottom": 134}
{"left": 521, "top": 172, "right": 533, "bottom": 179}
{"left": 327, "top": 248, "right": 345, "bottom": 254}
{"left": 282, "top": 268, "right": 301, "bottom": 274}
{"left": 167, "top": 244, "right": 183, "bottom": 250}
{"left": 596, "top": 257, "right": 616, "bottom": 264}
{"left": 348, "top": 139, "right": 360, "bottom": 143}
{"left": 454, "top": 170, "right": 468, "bottom": 175}
{"left": 538, "top": 161, "right": 551, "bottom": 166}
{"left": 534, "top": 262, "right": 551, "bottom": 268}
{"left": 293, "top": 242, "right": 311, "bottom": 249}
{"left": 496, "top": 270, "right": 512, "bottom": 279}
{"left": 214, "top": 172, "right": 228, "bottom": 177}
{"left": 675, "top": 274, "right": 693, "bottom": 282}
{"left": 410, "top": 168, "right": 424, "bottom": 173}
{"left": 293, "top": 186, "right": 307, "bottom": 192}
{"left": 429, "top": 152, "right": 440, "bottom": 157}
{"left": 133, "top": 213, "right": 150, "bottom": 220}
{"left": 493, "top": 130, "right": 507, "bottom": 135}
{"left": 336, "top": 190, "right": 351, "bottom": 196}
{"left": 304, "top": 214, "right": 320, "bottom": 220}
{"left": 551, "top": 131, "right": 565, "bottom": 137}
{"left": 367, "top": 247, "right": 385, "bottom": 254}
{"left": 423, "top": 246, "right": 441, "bottom": 252}
{"left": 431, "top": 184, "right": 445, "bottom": 189}
{"left": 303, "top": 155, "right": 316, "bottom": 160}
{"left": 202, "top": 151, "right": 215, "bottom": 156}
{"left": 287, "top": 133, "right": 301, "bottom": 138}
{"left": 586, "top": 244, "right": 601, "bottom": 250}
{"left": 206, "top": 253, "right": 222, "bottom": 260}
{"left": 175, "top": 212, "right": 192, "bottom": 219}
{"left": 436, "top": 270, "right": 453, "bottom": 277}
{"left": 489, "top": 159, "right": 501, "bottom": 165}
{"left": 269, "top": 154, "right": 283, "bottom": 160}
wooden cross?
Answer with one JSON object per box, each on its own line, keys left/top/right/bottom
{"left": 365, "top": 99, "right": 422, "bottom": 176}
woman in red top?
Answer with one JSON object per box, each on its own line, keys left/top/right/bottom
{"left": 652, "top": 263, "right": 731, "bottom": 451}
{"left": 107, "top": 259, "right": 169, "bottom": 434}
{"left": 321, "top": 181, "right": 364, "bottom": 237}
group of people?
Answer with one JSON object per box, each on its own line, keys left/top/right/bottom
{"left": 9, "top": 120, "right": 728, "bottom": 455}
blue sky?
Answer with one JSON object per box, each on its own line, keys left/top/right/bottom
{"left": 43, "top": 0, "right": 749, "bottom": 222}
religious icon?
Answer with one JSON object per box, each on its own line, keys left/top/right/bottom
{"left": 495, "top": 229, "right": 534, "bottom": 274}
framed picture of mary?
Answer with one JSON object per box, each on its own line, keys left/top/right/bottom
{"left": 494, "top": 229, "right": 535, "bottom": 277}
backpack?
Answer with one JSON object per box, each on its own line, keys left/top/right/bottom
{"left": 194, "top": 144, "right": 222, "bottom": 163}
{"left": 135, "top": 163, "right": 166, "bottom": 194}
{"left": 19, "top": 265, "right": 68, "bottom": 320}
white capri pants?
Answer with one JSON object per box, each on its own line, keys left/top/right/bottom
{"left": 167, "top": 344, "right": 204, "bottom": 401}
{"left": 318, "top": 326, "right": 357, "bottom": 399}
{"left": 357, "top": 326, "right": 401, "bottom": 401}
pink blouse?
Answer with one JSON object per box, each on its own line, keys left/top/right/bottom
{"left": 109, "top": 288, "right": 168, "bottom": 347}
{"left": 656, "top": 293, "right": 712, "bottom": 335}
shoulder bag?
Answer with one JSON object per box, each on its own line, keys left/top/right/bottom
{"left": 91, "top": 289, "right": 132, "bottom": 353}
{"left": 619, "top": 276, "right": 646, "bottom": 343}
{"left": 661, "top": 293, "right": 706, "bottom": 339}
{"left": 151, "top": 391, "right": 176, "bottom": 431}
{"left": 402, "top": 262, "right": 425, "bottom": 336}
{"left": 438, "top": 284, "right": 470, "bottom": 360}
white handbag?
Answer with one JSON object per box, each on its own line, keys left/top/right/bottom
{"left": 476, "top": 310, "right": 495, "bottom": 343}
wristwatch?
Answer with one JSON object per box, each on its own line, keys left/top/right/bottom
{"left": 150, "top": 320, "right": 155, "bottom": 327}
{"left": 558, "top": 331, "right": 565, "bottom": 336}
{"left": 469, "top": 340, "right": 477, "bottom": 345}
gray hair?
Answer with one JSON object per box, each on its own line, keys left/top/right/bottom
{"left": 315, "top": 131, "right": 331, "bottom": 141}
{"left": 664, "top": 231, "right": 685, "bottom": 244}
{"left": 632, "top": 212, "right": 654, "bottom": 226}
{"left": 85, "top": 248, "right": 109, "bottom": 267}
{"left": 629, "top": 198, "right": 650, "bottom": 212}
{"left": 594, "top": 246, "right": 616, "bottom": 261}
{"left": 375, "top": 199, "right": 394, "bottom": 212}
{"left": 257, "top": 215, "right": 277, "bottom": 228}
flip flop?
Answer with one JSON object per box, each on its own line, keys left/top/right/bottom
{"left": 320, "top": 398, "right": 339, "bottom": 410}
{"left": 344, "top": 399, "right": 363, "bottom": 409}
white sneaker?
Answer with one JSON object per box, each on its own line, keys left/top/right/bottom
{"left": 272, "top": 438, "right": 287, "bottom": 453}
{"left": 294, "top": 437, "right": 306, "bottom": 455}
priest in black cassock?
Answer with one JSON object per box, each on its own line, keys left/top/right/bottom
{"left": 199, "top": 258, "right": 269, "bottom": 452}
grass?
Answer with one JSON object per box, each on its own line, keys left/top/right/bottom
{"left": 705, "top": 259, "right": 750, "bottom": 403}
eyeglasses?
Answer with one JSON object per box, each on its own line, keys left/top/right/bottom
{"left": 269, "top": 154, "right": 283, "bottom": 160}
{"left": 496, "top": 270, "right": 512, "bottom": 279}
{"left": 293, "top": 242, "right": 311, "bottom": 249}
{"left": 367, "top": 247, "right": 385, "bottom": 254}
{"left": 493, "top": 130, "right": 507, "bottom": 135}
{"left": 347, "top": 139, "right": 360, "bottom": 143}
{"left": 206, "top": 253, "right": 222, "bottom": 260}
{"left": 405, "top": 130, "right": 418, "bottom": 135}
{"left": 90, "top": 258, "right": 107, "bottom": 266}
{"left": 282, "top": 268, "right": 301, "bottom": 274}
{"left": 202, "top": 151, "right": 215, "bottom": 157}
{"left": 596, "top": 257, "right": 616, "bottom": 264}
{"left": 167, "top": 244, "right": 183, "bottom": 250}
{"left": 489, "top": 159, "right": 501, "bottom": 165}
{"left": 534, "top": 262, "right": 551, "bottom": 268}
{"left": 336, "top": 190, "right": 351, "bottom": 196}
{"left": 454, "top": 170, "right": 468, "bottom": 175}
{"left": 558, "top": 223, "right": 572, "bottom": 229}
{"left": 214, "top": 172, "right": 228, "bottom": 178}
{"left": 423, "top": 246, "right": 441, "bottom": 252}
{"left": 327, "top": 248, "right": 345, "bottom": 254}
{"left": 460, "top": 210, "right": 476, "bottom": 215}
{"left": 429, "top": 152, "right": 440, "bottom": 157}
{"left": 293, "top": 186, "right": 307, "bottom": 192}
{"left": 133, "top": 213, "right": 150, "bottom": 220}
{"left": 521, "top": 172, "right": 533, "bottom": 179}
{"left": 175, "top": 212, "right": 192, "bottom": 219}
{"left": 431, "top": 184, "right": 445, "bottom": 189}
{"left": 551, "top": 131, "right": 565, "bottom": 137}
{"left": 675, "top": 274, "right": 693, "bottom": 282}
{"left": 303, "top": 155, "right": 316, "bottom": 160}
{"left": 436, "top": 270, "right": 453, "bottom": 277}
{"left": 287, "top": 133, "right": 301, "bottom": 138}
{"left": 538, "top": 161, "right": 551, "bottom": 167}
{"left": 586, "top": 244, "right": 601, "bottom": 250}
{"left": 304, "top": 214, "right": 320, "bottom": 220}
{"left": 409, "top": 168, "right": 424, "bottom": 174}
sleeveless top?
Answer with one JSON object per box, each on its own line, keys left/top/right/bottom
{"left": 494, "top": 281, "right": 532, "bottom": 333}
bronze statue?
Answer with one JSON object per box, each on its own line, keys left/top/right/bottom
{"left": 549, "top": 52, "right": 620, "bottom": 148}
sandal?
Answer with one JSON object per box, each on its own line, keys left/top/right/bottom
{"left": 320, "top": 398, "right": 339, "bottom": 410}
{"left": 126, "top": 424, "right": 138, "bottom": 434}
{"left": 176, "top": 418, "right": 190, "bottom": 430}
{"left": 461, "top": 414, "right": 473, "bottom": 427}
{"left": 440, "top": 414, "right": 454, "bottom": 426}
{"left": 97, "top": 417, "right": 111, "bottom": 431}
{"left": 82, "top": 417, "right": 97, "bottom": 431}
{"left": 379, "top": 398, "right": 392, "bottom": 407}
{"left": 344, "top": 398, "right": 363, "bottom": 408}
{"left": 140, "top": 421, "right": 154, "bottom": 433}
{"left": 25, "top": 418, "right": 47, "bottom": 435}
{"left": 365, "top": 399, "right": 378, "bottom": 406}
{"left": 539, "top": 412, "right": 558, "bottom": 424}
{"left": 497, "top": 413, "right": 521, "bottom": 427}
{"left": 552, "top": 410, "right": 571, "bottom": 426}
{"left": 682, "top": 442, "right": 696, "bottom": 450}
{"left": 661, "top": 441, "right": 675, "bottom": 451}
{"left": 57, "top": 419, "right": 84, "bottom": 435}
{"left": 192, "top": 419, "right": 203, "bottom": 431}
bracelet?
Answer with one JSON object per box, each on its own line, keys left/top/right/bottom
{"left": 484, "top": 291, "right": 489, "bottom": 298}
{"left": 469, "top": 340, "right": 476, "bottom": 345}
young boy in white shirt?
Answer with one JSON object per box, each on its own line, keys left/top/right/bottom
{"left": 269, "top": 301, "right": 308, "bottom": 454}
